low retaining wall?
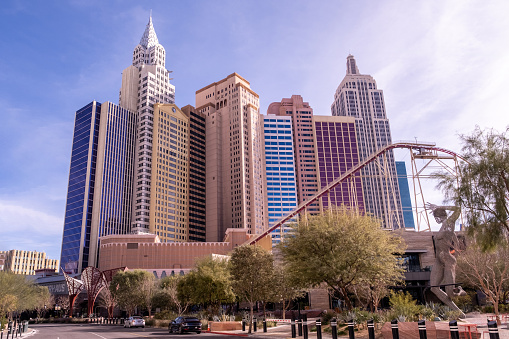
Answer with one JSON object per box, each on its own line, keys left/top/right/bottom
{"left": 209, "top": 321, "right": 242, "bottom": 331}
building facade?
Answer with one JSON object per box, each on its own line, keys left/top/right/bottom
{"left": 0, "top": 251, "right": 5, "bottom": 271}
{"left": 97, "top": 228, "right": 272, "bottom": 274}
{"left": 60, "top": 101, "right": 136, "bottom": 273}
{"left": 181, "top": 105, "right": 207, "bottom": 242}
{"left": 263, "top": 115, "right": 298, "bottom": 245}
{"left": 331, "top": 55, "right": 404, "bottom": 229}
{"left": 60, "top": 101, "right": 101, "bottom": 272}
{"left": 267, "top": 96, "right": 319, "bottom": 214}
{"left": 313, "top": 115, "right": 364, "bottom": 211}
{"left": 396, "top": 161, "right": 415, "bottom": 229}
{"left": 195, "top": 73, "right": 267, "bottom": 242}
{"left": 148, "top": 103, "right": 206, "bottom": 243}
{"left": 2, "top": 250, "right": 59, "bottom": 275}
{"left": 119, "top": 16, "right": 176, "bottom": 234}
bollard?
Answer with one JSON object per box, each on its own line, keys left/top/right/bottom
{"left": 290, "top": 312, "right": 297, "bottom": 338}
{"left": 303, "top": 314, "right": 308, "bottom": 339}
{"left": 488, "top": 320, "right": 500, "bottom": 339}
{"left": 418, "top": 320, "right": 427, "bottom": 339}
{"left": 348, "top": 319, "right": 355, "bottom": 339}
{"left": 449, "top": 320, "right": 459, "bottom": 339}
{"left": 298, "top": 315, "right": 303, "bottom": 336}
{"left": 263, "top": 318, "right": 267, "bottom": 332}
{"left": 316, "top": 319, "right": 322, "bottom": 339}
{"left": 242, "top": 319, "right": 246, "bottom": 331}
{"left": 331, "top": 318, "right": 338, "bottom": 339}
{"left": 291, "top": 314, "right": 296, "bottom": 338}
{"left": 368, "top": 319, "right": 375, "bottom": 339}
{"left": 253, "top": 318, "right": 257, "bottom": 332}
{"left": 391, "top": 319, "right": 399, "bottom": 339}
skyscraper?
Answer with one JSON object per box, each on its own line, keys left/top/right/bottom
{"left": 119, "top": 16, "right": 176, "bottom": 233}
{"left": 396, "top": 161, "right": 415, "bottom": 229}
{"left": 331, "top": 55, "right": 404, "bottom": 228}
{"left": 313, "top": 115, "right": 364, "bottom": 211}
{"left": 267, "top": 96, "right": 319, "bottom": 213}
{"left": 60, "top": 101, "right": 136, "bottom": 273}
{"left": 195, "top": 73, "right": 267, "bottom": 242}
{"left": 147, "top": 103, "right": 206, "bottom": 242}
{"left": 263, "top": 115, "right": 298, "bottom": 245}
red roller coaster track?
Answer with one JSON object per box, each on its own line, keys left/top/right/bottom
{"left": 248, "top": 142, "right": 463, "bottom": 245}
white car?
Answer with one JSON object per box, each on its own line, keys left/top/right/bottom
{"left": 124, "top": 316, "right": 145, "bottom": 328}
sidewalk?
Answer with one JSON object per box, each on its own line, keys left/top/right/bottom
{"left": 211, "top": 321, "right": 336, "bottom": 338}
{"left": 209, "top": 314, "right": 509, "bottom": 339}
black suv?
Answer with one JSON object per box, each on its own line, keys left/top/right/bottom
{"left": 168, "top": 317, "right": 202, "bottom": 334}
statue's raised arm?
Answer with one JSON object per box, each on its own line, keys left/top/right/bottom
{"left": 425, "top": 203, "right": 460, "bottom": 232}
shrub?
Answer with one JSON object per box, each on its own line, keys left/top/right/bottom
{"left": 453, "top": 293, "right": 474, "bottom": 313}
{"left": 482, "top": 305, "right": 494, "bottom": 313}
{"left": 153, "top": 310, "right": 177, "bottom": 320}
{"left": 321, "top": 310, "right": 337, "bottom": 325}
{"left": 424, "top": 302, "right": 463, "bottom": 320}
{"left": 418, "top": 305, "right": 435, "bottom": 321}
{"left": 388, "top": 291, "right": 421, "bottom": 321}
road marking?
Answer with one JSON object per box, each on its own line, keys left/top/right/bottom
{"left": 89, "top": 332, "right": 108, "bottom": 339}
{"left": 129, "top": 333, "right": 151, "bottom": 338}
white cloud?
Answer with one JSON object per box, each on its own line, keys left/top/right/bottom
{"left": 0, "top": 200, "right": 63, "bottom": 259}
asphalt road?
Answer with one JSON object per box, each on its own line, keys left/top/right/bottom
{"left": 26, "top": 324, "right": 246, "bottom": 339}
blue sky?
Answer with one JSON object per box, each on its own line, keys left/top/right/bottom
{"left": 1, "top": 0, "right": 508, "bottom": 261}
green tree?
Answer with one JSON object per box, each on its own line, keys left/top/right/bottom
{"left": 33, "top": 286, "right": 53, "bottom": 319}
{"left": 0, "top": 271, "right": 48, "bottom": 320}
{"left": 435, "top": 126, "right": 509, "bottom": 251}
{"left": 456, "top": 236, "right": 509, "bottom": 320}
{"left": 181, "top": 256, "right": 235, "bottom": 315}
{"left": 230, "top": 245, "right": 275, "bottom": 333}
{"left": 152, "top": 275, "right": 191, "bottom": 315}
{"left": 110, "top": 270, "right": 154, "bottom": 316}
{"left": 279, "top": 208, "right": 405, "bottom": 310}
{"left": 271, "top": 263, "right": 305, "bottom": 319}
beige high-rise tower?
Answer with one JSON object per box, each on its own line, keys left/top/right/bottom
{"left": 196, "top": 73, "right": 268, "bottom": 242}
{"left": 119, "top": 16, "right": 176, "bottom": 233}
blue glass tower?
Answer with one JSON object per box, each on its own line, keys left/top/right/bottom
{"left": 60, "top": 101, "right": 136, "bottom": 273}
{"left": 396, "top": 161, "right": 415, "bottom": 229}
{"left": 60, "top": 101, "right": 101, "bottom": 273}
{"left": 263, "top": 115, "right": 298, "bottom": 245}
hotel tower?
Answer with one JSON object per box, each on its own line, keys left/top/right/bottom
{"left": 119, "top": 16, "right": 176, "bottom": 234}
{"left": 195, "top": 73, "right": 268, "bottom": 242}
{"left": 331, "top": 55, "right": 404, "bottom": 228}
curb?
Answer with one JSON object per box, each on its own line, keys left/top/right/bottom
{"left": 206, "top": 330, "right": 248, "bottom": 336}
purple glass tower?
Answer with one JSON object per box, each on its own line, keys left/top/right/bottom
{"left": 313, "top": 116, "right": 364, "bottom": 211}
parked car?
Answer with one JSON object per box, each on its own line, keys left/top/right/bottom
{"left": 124, "top": 316, "right": 145, "bottom": 328}
{"left": 168, "top": 316, "right": 202, "bottom": 334}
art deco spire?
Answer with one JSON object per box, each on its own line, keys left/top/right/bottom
{"left": 139, "top": 14, "right": 159, "bottom": 49}
{"left": 346, "top": 54, "right": 359, "bottom": 75}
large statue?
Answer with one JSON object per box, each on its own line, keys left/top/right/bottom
{"left": 426, "top": 203, "right": 466, "bottom": 317}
